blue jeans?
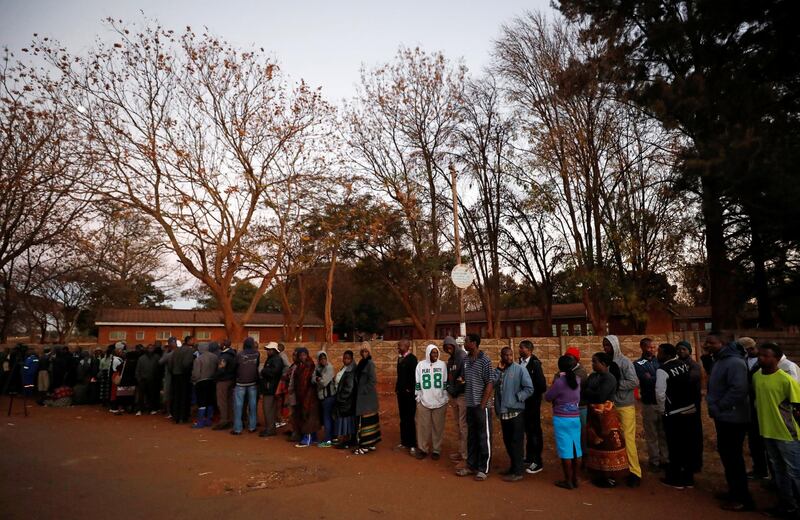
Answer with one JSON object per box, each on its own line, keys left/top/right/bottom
{"left": 233, "top": 384, "right": 258, "bottom": 433}
{"left": 320, "top": 396, "right": 336, "bottom": 441}
{"left": 764, "top": 438, "right": 800, "bottom": 510}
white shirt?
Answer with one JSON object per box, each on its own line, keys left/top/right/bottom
{"left": 519, "top": 356, "right": 530, "bottom": 369}
{"left": 779, "top": 355, "right": 800, "bottom": 383}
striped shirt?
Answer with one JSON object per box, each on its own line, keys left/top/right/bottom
{"left": 464, "top": 350, "right": 493, "bottom": 407}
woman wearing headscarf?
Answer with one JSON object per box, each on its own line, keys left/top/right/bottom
{"left": 353, "top": 342, "right": 381, "bottom": 455}
{"left": 333, "top": 350, "right": 357, "bottom": 448}
{"left": 584, "top": 352, "right": 629, "bottom": 488}
{"left": 293, "top": 347, "right": 321, "bottom": 447}
{"left": 315, "top": 351, "right": 337, "bottom": 447}
{"left": 98, "top": 345, "right": 114, "bottom": 407}
{"left": 284, "top": 350, "right": 300, "bottom": 442}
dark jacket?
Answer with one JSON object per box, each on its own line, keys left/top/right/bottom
{"left": 355, "top": 357, "right": 378, "bottom": 416}
{"left": 584, "top": 372, "right": 617, "bottom": 404}
{"left": 259, "top": 353, "right": 283, "bottom": 396}
{"left": 521, "top": 354, "right": 547, "bottom": 402}
{"left": 135, "top": 352, "right": 161, "bottom": 382}
{"left": 235, "top": 349, "right": 260, "bottom": 386}
{"left": 215, "top": 347, "right": 237, "bottom": 382}
{"left": 706, "top": 344, "right": 750, "bottom": 423}
{"left": 335, "top": 366, "right": 356, "bottom": 417}
{"left": 634, "top": 355, "right": 659, "bottom": 405}
{"left": 395, "top": 352, "right": 417, "bottom": 394}
{"left": 446, "top": 347, "right": 467, "bottom": 397}
{"left": 170, "top": 346, "right": 195, "bottom": 375}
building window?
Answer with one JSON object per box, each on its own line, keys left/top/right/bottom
{"left": 679, "top": 322, "right": 687, "bottom": 332}
{"left": 551, "top": 324, "right": 557, "bottom": 337}
{"left": 135, "top": 331, "right": 145, "bottom": 341}
{"left": 561, "top": 324, "right": 570, "bottom": 336}
{"left": 155, "top": 330, "right": 171, "bottom": 341}
{"left": 196, "top": 331, "right": 211, "bottom": 340}
{"left": 586, "top": 323, "right": 594, "bottom": 336}
{"left": 248, "top": 331, "right": 260, "bottom": 343}
{"left": 704, "top": 322, "right": 712, "bottom": 331}
{"left": 574, "top": 324, "right": 582, "bottom": 336}
{"left": 506, "top": 325, "right": 513, "bottom": 338}
{"left": 109, "top": 331, "right": 127, "bottom": 341}
{"left": 515, "top": 325, "right": 522, "bottom": 337}
{"left": 182, "top": 330, "right": 192, "bottom": 340}
{"left": 691, "top": 322, "right": 700, "bottom": 331}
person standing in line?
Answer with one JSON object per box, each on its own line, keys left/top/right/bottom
{"left": 656, "top": 342, "right": 698, "bottom": 489}
{"left": 752, "top": 342, "right": 800, "bottom": 518}
{"left": 566, "top": 347, "right": 589, "bottom": 468}
{"left": 213, "top": 339, "right": 237, "bottom": 430}
{"left": 293, "top": 347, "right": 320, "bottom": 448}
{"left": 191, "top": 342, "right": 218, "bottom": 428}
{"left": 455, "top": 333, "right": 494, "bottom": 481}
{"left": 603, "top": 335, "right": 642, "bottom": 487}
{"left": 738, "top": 336, "right": 769, "bottom": 480}
{"left": 518, "top": 340, "right": 547, "bottom": 475}
{"left": 704, "top": 332, "right": 755, "bottom": 512}
{"left": 231, "top": 337, "right": 260, "bottom": 435}
{"left": 315, "top": 351, "right": 336, "bottom": 447}
{"left": 676, "top": 340, "right": 704, "bottom": 473}
{"left": 169, "top": 336, "right": 195, "bottom": 423}
{"left": 443, "top": 336, "right": 468, "bottom": 467}
{"left": 159, "top": 339, "right": 175, "bottom": 417}
{"left": 353, "top": 342, "right": 381, "bottom": 455}
{"left": 333, "top": 350, "right": 357, "bottom": 449}
{"left": 414, "top": 344, "right": 449, "bottom": 461}
{"left": 396, "top": 339, "right": 418, "bottom": 454}
{"left": 493, "top": 346, "right": 533, "bottom": 482}
{"left": 635, "top": 337, "right": 669, "bottom": 472}
{"left": 545, "top": 355, "right": 583, "bottom": 490}
{"left": 258, "top": 342, "right": 283, "bottom": 438}
{"left": 135, "top": 344, "right": 161, "bottom": 415}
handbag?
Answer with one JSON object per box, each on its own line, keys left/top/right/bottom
{"left": 112, "top": 360, "right": 126, "bottom": 386}
{"left": 116, "top": 385, "right": 135, "bottom": 397}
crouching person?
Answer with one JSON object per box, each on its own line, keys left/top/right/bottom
{"left": 415, "top": 344, "right": 449, "bottom": 460}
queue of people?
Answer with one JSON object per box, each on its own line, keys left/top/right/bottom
{"left": 4, "top": 331, "right": 800, "bottom": 517}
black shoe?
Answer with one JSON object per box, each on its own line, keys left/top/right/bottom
{"left": 415, "top": 450, "right": 428, "bottom": 460}
{"left": 259, "top": 430, "right": 275, "bottom": 437}
{"left": 747, "top": 470, "right": 768, "bottom": 480}
{"left": 592, "top": 478, "right": 616, "bottom": 488}
{"left": 720, "top": 501, "right": 755, "bottom": 512}
{"left": 431, "top": 452, "right": 440, "bottom": 461}
{"left": 626, "top": 474, "right": 641, "bottom": 488}
{"left": 230, "top": 430, "right": 242, "bottom": 435}
{"left": 660, "top": 477, "right": 685, "bottom": 490}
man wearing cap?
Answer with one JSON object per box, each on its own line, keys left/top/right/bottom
{"left": 259, "top": 342, "right": 283, "bottom": 437}
{"left": 676, "top": 340, "right": 704, "bottom": 473}
{"left": 396, "top": 339, "right": 418, "bottom": 453}
{"left": 518, "top": 340, "right": 546, "bottom": 475}
{"left": 443, "top": 336, "right": 468, "bottom": 466}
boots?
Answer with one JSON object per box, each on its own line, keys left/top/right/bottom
{"left": 192, "top": 407, "right": 207, "bottom": 428}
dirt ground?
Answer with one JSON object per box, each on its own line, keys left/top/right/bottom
{"left": 0, "top": 393, "right": 768, "bottom": 520}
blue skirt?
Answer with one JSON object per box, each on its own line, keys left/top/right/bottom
{"left": 335, "top": 416, "right": 355, "bottom": 436}
{"left": 553, "top": 416, "right": 582, "bottom": 459}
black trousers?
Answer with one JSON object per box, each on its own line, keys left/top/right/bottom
{"left": 467, "top": 406, "right": 493, "bottom": 474}
{"left": 747, "top": 407, "right": 769, "bottom": 476}
{"left": 664, "top": 413, "right": 696, "bottom": 485}
{"left": 397, "top": 392, "right": 417, "bottom": 448}
{"left": 137, "top": 379, "right": 160, "bottom": 412}
{"left": 171, "top": 373, "right": 192, "bottom": 423}
{"left": 501, "top": 414, "right": 526, "bottom": 475}
{"left": 715, "top": 419, "right": 754, "bottom": 505}
{"left": 690, "top": 403, "right": 704, "bottom": 472}
{"left": 524, "top": 397, "right": 543, "bottom": 465}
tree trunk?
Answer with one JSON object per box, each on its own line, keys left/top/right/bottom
{"left": 324, "top": 254, "right": 337, "bottom": 343}
{"left": 701, "top": 176, "right": 737, "bottom": 329}
{"left": 750, "top": 216, "right": 774, "bottom": 328}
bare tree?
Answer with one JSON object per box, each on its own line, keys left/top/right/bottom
{"left": 346, "top": 47, "right": 464, "bottom": 338}
{"left": 33, "top": 21, "right": 330, "bottom": 339}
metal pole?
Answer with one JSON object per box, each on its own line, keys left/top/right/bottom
{"left": 450, "top": 164, "right": 466, "bottom": 338}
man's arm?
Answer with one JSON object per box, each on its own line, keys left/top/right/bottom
{"left": 715, "top": 361, "right": 748, "bottom": 412}
{"left": 655, "top": 369, "right": 668, "bottom": 413}
{"left": 618, "top": 360, "right": 640, "bottom": 391}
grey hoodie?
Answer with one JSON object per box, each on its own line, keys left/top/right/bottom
{"left": 706, "top": 343, "right": 750, "bottom": 423}
{"left": 192, "top": 343, "right": 218, "bottom": 383}
{"left": 605, "top": 335, "right": 639, "bottom": 407}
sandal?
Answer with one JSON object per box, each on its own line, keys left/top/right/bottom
{"left": 352, "top": 448, "right": 370, "bottom": 455}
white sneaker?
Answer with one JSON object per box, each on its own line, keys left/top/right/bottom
{"left": 275, "top": 421, "right": 287, "bottom": 428}
{"left": 409, "top": 447, "right": 416, "bottom": 455}
{"left": 525, "top": 462, "right": 543, "bottom": 474}
{"left": 150, "top": 411, "right": 158, "bottom": 415}
{"left": 135, "top": 411, "right": 142, "bottom": 416}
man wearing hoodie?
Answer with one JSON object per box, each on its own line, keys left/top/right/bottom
{"left": 414, "top": 344, "right": 449, "bottom": 461}
{"left": 231, "top": 337, "right": 260, "bottom": 435}
{"left": 169, "top": 336, "right": 196, "bottom": 424}
{"left": 603, "top": 335, "right": 642, "bottom": 487}
{"left": 135, "top": 344, "right": 161, "bottom": 415}
{"left": 704, "top": 332, "right": 754, "bottom": 512}
{"left": 213, "top": 339, "right": 237, "bottom": 430}
{"left": 494, "top": 346, "right": 534, "bottom": 482}
{"left": 443, "top": 336, "right": 468, "bottom": 466}
{"left": 191, "top": 342, "right": 218, "bottom": 428}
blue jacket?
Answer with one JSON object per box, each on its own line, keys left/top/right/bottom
{"left": 635, "top": 355, "right": 659, "bottom": 405}
{"left": 492, "top": 363, "right": 534, "bottom": 415}
{"left": 707, "top": 343, "right": 750, "bottom": 423}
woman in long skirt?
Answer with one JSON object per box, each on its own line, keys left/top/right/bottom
{"left": 98, "top": 345, "right": 114, "bottom": 406}
{"left": 584, "top": 352, "right": 629, "bottom": 487}
{"left": 353, "top": 342, "right": 381, "bottom": 455}
{"left": 333, "top": 350, "right": 357, "bottom": 448}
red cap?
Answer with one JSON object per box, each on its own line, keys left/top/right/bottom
{"left": 565, "top": 347, "right": 581, "bottom": 360}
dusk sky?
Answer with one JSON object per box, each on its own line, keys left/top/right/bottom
{"left": 1, "top": 0, "right": 553, "bottom": 103}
